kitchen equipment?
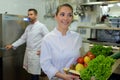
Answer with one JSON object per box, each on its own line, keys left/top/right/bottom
{"left": 0, "top": 14, "right": 30, "bottom": 80}
{"left": 108, "top": 17, "right": 120, "bottom": 28}
{"left": 0, "top": 48, "right": 6, "bottom": 51}
{"left": 96, "top": 30, "right": 120, "bottom": 43}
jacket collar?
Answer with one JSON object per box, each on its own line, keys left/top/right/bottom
{"left": 53, "top": 27, "right": 71, "bottom": 37}
{"left": 30, "top": 20, "right": 39, "bottom": 25}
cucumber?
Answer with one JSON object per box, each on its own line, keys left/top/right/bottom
{"left": 110, "top": 51, "right": 120, "bottom": 59}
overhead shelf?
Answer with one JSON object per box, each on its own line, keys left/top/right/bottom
{"left": 83, "top": 38, "right": 120, "bottom": 47}
{"left": 78, "top": 24, "right": 120, "bottom": 30}
{"left": 80, "top": 1, "right": 120, "bottom": 6}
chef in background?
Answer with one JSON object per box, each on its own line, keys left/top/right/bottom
{"left": 40, "top": 3, "right": 82, "bottom": 80}
{"left": 5, "top": 8, "right": 49, "bottom": 80}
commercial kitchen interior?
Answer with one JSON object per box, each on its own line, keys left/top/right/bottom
{"left": 0, "top": 0, "right": 120, "bottom": 80}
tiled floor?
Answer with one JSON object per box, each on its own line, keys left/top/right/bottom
{"left": 39, "top": 76, "right": 48, "bottom": 80}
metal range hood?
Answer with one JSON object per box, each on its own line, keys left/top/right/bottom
{"left": 81, "top": 0, "right": 120, "bottom": 5}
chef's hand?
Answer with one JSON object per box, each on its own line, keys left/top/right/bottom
{"left": 55, "top": 72, "right": 80, "bottom": 80}
{"left": 36, "top": 50, "right": 41, "bottom": 55}
{"left": 63, "top": 74, "right": 80, "bottom": 80}
{"left": 5, "top": 44, "right": 13, "bottom": 50}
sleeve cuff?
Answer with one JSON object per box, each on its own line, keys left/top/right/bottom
{"left": 47, "top": 68, "right": 58, "bottom": 80}
{"left": 11, "top": 44, "right": 17, "bottom": 50}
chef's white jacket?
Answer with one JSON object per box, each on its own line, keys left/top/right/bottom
{"left": 40, "top": 28, "right": 82, "bottom": 79}
{"left": 12, "top": 21, "right": 49, "bottom": 50}
{"left": 12, "top": 21, "right": 49, "bottom": 74}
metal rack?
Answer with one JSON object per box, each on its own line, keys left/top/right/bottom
{"left": 78, "top": 24, "right": 120, "bottom": 47}
{"left": 80, "top": 1, "right": 120, "bottom": 6}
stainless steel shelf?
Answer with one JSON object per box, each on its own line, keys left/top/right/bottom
{"left": 83, "top": 38, "right": 120, "bottom": 47}
{"left": 78, "top": 25, "right": 120, "bottom": 30}
{"left": 80, "top": 1, "right": 120, "bottom": 6}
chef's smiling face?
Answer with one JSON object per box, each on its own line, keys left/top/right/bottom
{"left": 55, "top": 6, "right": 73, "bottom": 30}
{"left": 28, "top": 11, "right": 37, "bottom": 23}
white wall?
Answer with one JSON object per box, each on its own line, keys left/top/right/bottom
{"left": 108, "top": 4, "right": 120, "bottom": 16}
{"left": 0, "top": 0, "right": 42, "bottom": 15}
{"left": 0, "top": 0, "right": 58, "bottom": 31}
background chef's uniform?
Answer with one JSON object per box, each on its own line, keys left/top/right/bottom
{"left": 12, "top": 21, "right": 49, "bottom": 75}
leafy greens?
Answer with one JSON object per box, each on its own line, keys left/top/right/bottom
{"left": 80, "top": 55, "right": 115, "bottom": 80}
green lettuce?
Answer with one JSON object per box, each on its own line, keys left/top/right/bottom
{"left": 80, "top": 55, "right": 115, "bottom": 80}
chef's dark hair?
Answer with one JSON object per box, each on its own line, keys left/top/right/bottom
{"left": 28, "top": 8, "right": 38, "bottom": 15}
{"left": 55, "top": 3, "right": 73, "bottom": 16}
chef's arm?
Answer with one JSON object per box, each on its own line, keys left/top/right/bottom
{"left": 12, "top": 33, "right": 26, "bottom": 49}
{"left": 40, "top": 39, "right": 58, "bottom": 79}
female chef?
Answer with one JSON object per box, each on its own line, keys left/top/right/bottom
{"left": 5, "top": 8, "right": 49, "bottom": 80}
{"left": 40, "top": 4, "right": 82, "bottom": 80}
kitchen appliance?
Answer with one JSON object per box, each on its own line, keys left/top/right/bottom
{"left": 96, "top": 29, "right": 120, "bottom": 43}
{"left": 108, "top": 17, "right": 120, "bottom": 28}
{"left": 0, "top": 14, "right": 30, "bottom": 80}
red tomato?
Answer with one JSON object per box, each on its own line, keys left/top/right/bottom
{"left": 88, "top": 54, "right": 96, "bottom": 60}
{"left": 87, "top": 51, "right": 96, "bottom": 60}
{"left": 77, "top": 57, "right": 84, "bottom": 64}
{"left": 86, "top": 51, "right": 93, "bottom": 56}
{"left": 83, "top": 63, "right": 88, "bottom": 68}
